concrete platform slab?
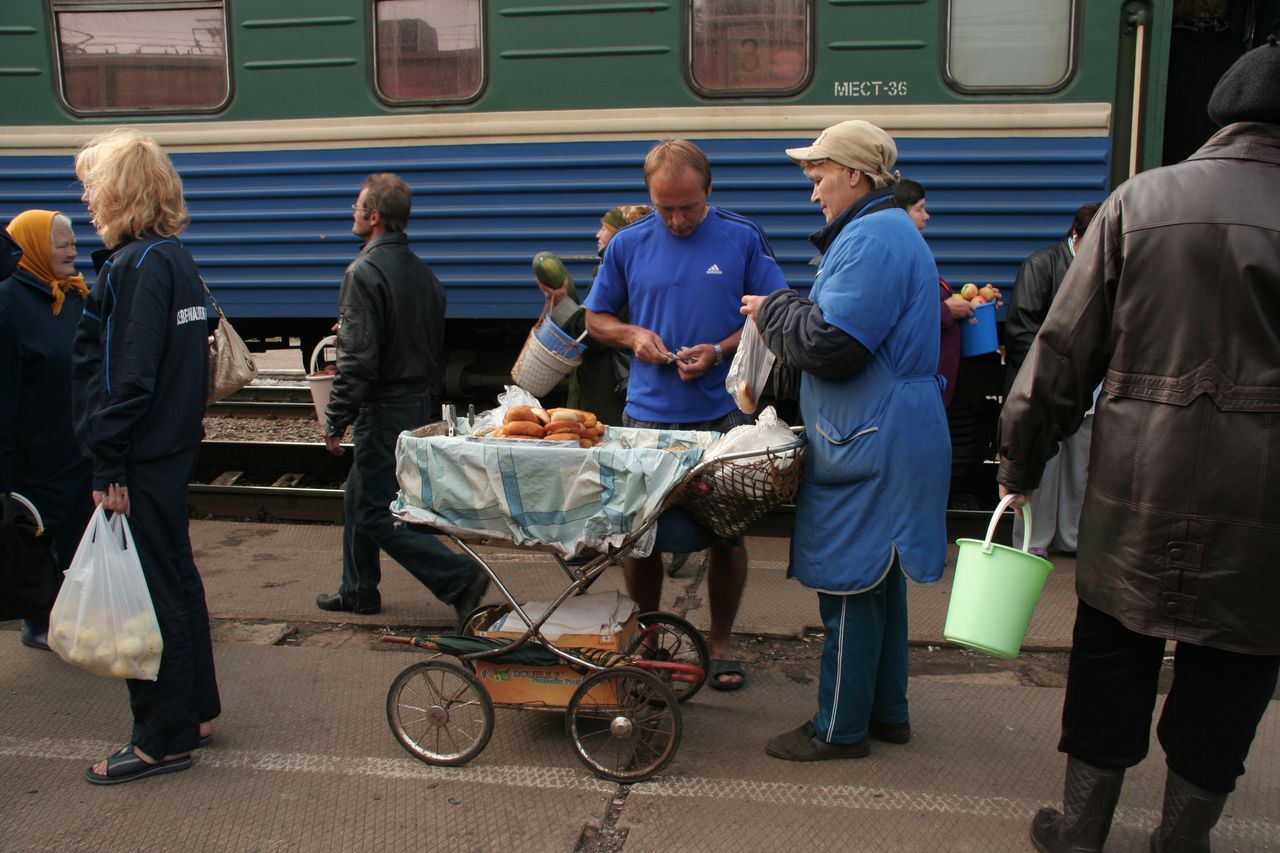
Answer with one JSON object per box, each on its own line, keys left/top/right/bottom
{"left": 2, "top": 637, "right": 1273, "bottom": 852}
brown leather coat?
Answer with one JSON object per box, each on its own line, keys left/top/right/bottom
{"left": 998, "top": 122, "right": 1280, "bottom": 655}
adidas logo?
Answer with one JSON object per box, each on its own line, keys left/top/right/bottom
{"left": 705, "top": 264, "right": 723, "bottom": 275}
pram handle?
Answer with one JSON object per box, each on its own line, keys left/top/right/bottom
{"left": 4, "top": 492, "right": 45, "bottom": 535}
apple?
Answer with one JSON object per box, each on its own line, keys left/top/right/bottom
{"left": 973, "top": 295, "right": 988, "bottom": 304}
{"left": 109, "top": 659, "right": 135, "bottom": 678}
{"left": 117, "top": 636, "right": 145, "bottom": 658}
{"left": 980, "top": 285, "right": 997, "bottom": 302}
{"left": 960, "top": 283, "right": 979, "bottom": 301}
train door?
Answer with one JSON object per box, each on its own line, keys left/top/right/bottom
{"left": 1124, "top": 0, "right": 1280, "bottom": 178}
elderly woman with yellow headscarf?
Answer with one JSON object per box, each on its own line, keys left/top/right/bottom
{"left": 0, "top": 209, "right": 95, "bottom": 651}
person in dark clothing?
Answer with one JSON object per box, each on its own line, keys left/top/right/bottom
{"left": 1002, "top": 203, "right": 1101, "bottom": 402}
{"left": 72, "top": 129, "right": 220, "bottom": 785}
{"left": 1001, "top": 203, "right": 1100, "bottom": 559}
{"left": 2, "top": 227, "right": 22, "bottom": 279}
{"left": 0, "top": 210, "right": 94, "bottom": 650}
{"left": 1000, "top": 40, "right": 1280, "bottom": 852}
{"left": 892, "top": 179, "right": 976, "bottom": 409}
{"left": 536, "top": 203, "right": 653, "bottom": 426}
{"left": 316, "top": 173, "right": 488, "bottom": 627}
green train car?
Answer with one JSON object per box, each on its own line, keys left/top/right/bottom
{"left": 2, "top": 0, "right": 1275, "bottom": 502}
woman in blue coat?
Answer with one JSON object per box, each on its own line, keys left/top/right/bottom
{"left": 742, "top": 121, "right": 950, "bottom": 761}
{"left": 0, "top": 209, "right": 94, "bottom": 649}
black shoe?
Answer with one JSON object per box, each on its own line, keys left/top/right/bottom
{"left": 20, "top": 623, "right": 51, "bottom": 651}
{"left": 765, "top": 721, "right": 870, "bottom": 762}
{"left": 869, "top": 720, "right": 911, "bottom": 744}
{"left": 451, "top": 572, "right": 491, "bottom": 633}
{"left": 315, "top": 592, "right": 380, "bottom": 614}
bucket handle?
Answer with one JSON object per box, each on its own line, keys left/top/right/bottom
{"left": 983, "top": 493, "right": 1034, "bottom": 556}
{"left": 310, "top": 334, "right": 338, "bottom": 375}
{"left": 6, "top": 492, "right": 45, "bottom": 535}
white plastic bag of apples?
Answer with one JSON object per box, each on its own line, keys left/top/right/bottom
{"left": 48, "top": 506, "right": 162, "bottom": 681}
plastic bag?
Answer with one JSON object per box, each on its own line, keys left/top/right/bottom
{"left": 725, "top": 319, "right": 775, "bottom": 415}
{"left": 472, "top": 384, "right": 543, "bottom": 435}
{"left": 48, "top": 507, "right": 163, "bottom": 681}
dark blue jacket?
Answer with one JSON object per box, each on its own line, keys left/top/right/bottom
{"left": 1, "top": 229, "right": 21, "bottom": 280}
{"left": 72, "top": 235, "right": 208, "bottom": 490}
{"left": 0, "top": 268, "right": 94, "bottom": 566}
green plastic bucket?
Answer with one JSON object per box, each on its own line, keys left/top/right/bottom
{"left": 944, "top": 494, "right": 1053, "bottom": 659}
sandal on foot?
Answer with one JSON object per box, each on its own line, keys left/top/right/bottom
{"left": 85, "top": 745, "right": 192, "bottom": 786}
{"left": 709, "top": 659, "right": 747, "bottom": 691}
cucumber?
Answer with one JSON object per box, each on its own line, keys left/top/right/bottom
{"left": 532, "top": 251, "right": 569, "bottom": 289}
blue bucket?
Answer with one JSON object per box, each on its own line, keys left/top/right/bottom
{"left": 959, "top": 300, "right": 997, "bottom": 357}
{"left": 533, "top": 315, "right": 586, "bottom": 360}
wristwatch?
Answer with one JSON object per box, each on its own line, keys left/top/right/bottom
{"left": 713, "top": 343, "right": 724, "bottom": 365}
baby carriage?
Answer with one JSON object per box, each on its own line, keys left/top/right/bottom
{"left": 381, "top": 414, "right": 804, "bottom": 782}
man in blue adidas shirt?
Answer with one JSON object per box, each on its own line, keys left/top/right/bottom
{"left": 585, "top": 139, "right": 787, "bottom": 690}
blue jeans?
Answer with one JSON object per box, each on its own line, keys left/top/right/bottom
{"left": 812, "top": 558, "right": 909, "bottom": 744}
{"left": 340, "top": 394, "right": 481, "bottom": 610}
{"left": 623, "top": 410, "right": 751, "bottom": 550}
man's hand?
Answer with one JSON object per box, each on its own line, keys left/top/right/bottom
{"left": 998, "top": 483, "right": 1030, "bottom": 518}
{"left": 740, "top": 294, "right": 766, "bottom": 323}
{"left": 946, "top": 295, "right": 975, "bottom": 320}
{"left": 629, "top": 327, "right": 675, "bottom": 365}
{"left": 93, "top": 483, "right": 131, "bottom": 516}
{"left": 324, "top": 431, "right": 346, "bottom": 456}
{"left": 673, "top": 344, "right": 715, "bottom": 382}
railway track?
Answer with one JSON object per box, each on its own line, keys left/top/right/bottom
{"left": 207, "top": 384, "right": 316, "bottom": 420}
{"left": 191, "top": 438, "right": 1004, "bottom": 539}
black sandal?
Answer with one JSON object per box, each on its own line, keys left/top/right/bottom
{"left": 85, "top": 744, "right": 192, "bottom": 786}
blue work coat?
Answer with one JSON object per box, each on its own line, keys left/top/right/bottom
{"left": 789, "top": 205, "right": 950, "bottom": 593}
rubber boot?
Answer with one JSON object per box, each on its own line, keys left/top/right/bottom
{"left": 1030, "top": 756, "right": 1126, "bottom": 852}
{"left": 1148, "top": 769, "right": 1228, "bottom": 853}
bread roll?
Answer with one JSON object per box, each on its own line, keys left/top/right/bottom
{"left": 548, "top": 409, "right": 580, "bottom": 423}
{"left": 543, "top": 432, "right": 578, "bottom": 441}
{"left": 544, "top": 420, "right": 584, "bottom": 437}
{"left": 504, "top": 420, "right": 545, "bottom": 438}
{"left": 504, "top": 405, "right": 541, "bottom": 425}
{"left": 530, "top": 406, "right": 551, "bottom": 425}
{"left": 579, "top": 438, "right": 595, "bottom": 449}
{"left": 733, "top": 380, "right": 757, "bottom": 415}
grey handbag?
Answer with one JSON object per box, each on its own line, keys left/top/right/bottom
{"left": 201, "top": 279, "right": 258, "bottom": 404}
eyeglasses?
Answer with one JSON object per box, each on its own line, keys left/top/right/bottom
{"left": 351, "top": 204, "right": 373, "bottom": 213}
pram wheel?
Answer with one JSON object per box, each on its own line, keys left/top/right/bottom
{"left": 387, "top": 660, "right": 494, "bottom": 766}
{"left": 625, "top": 611, "right": 710, "bottom": 703}
{"left": 566, "top": 666, "right": 682, "bottom": 783}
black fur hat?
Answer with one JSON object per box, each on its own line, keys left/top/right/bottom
{"left": 1208, "top": 35, "right": 1280, "bottom": 127}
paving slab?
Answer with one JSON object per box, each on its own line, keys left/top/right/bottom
{"left": 1, "top": 637, "right": 1274, "bottom": 852}
{"left": 0, "top": 641, "right": 610, "bottom": 852}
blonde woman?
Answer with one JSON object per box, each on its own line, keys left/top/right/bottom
{"left": 72, "top": 128, "right": 220, "bottom": 785}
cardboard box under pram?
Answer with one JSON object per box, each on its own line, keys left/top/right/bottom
{"left": 474, "top": 605, "right": 638, "bottom": 708}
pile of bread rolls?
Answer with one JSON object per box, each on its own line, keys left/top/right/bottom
{"left": 493, "top": 405, "right": 606, "bottom": 448}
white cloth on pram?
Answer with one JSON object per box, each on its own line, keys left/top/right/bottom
{"left": 487, "top": 591, "right": 637, "bottom": 643}
{"left": 392, "top": 424, "right": 715, "bottom": 557}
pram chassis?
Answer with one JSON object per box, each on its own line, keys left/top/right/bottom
{"left": 383, "top": 423, "right": 805, "bottom": 782}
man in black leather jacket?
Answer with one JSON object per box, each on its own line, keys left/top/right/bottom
{"left": 316, "top": 173, "right": 487, "bottom": 626}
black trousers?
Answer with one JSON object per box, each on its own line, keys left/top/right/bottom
{"left": 124, "top": 449, "right": 221, "bottom": 758}
{"left": 339, "top": 394, "right": 480, "bottom": 610}
{"left": 1060, "top": 599, "right": 1279, "bottom": 793}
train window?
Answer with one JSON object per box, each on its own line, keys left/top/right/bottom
{"left": 52, "top": 1, "right": 229, "bottom": 114}
{"left": 373, "top": 0, "right": 484, "bottom": 103}
{"left": 689, "top": 0, "right": 811, "bottom": 97}
{"left": 946, "top": 0, "right": 1075, "bottom": 91}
